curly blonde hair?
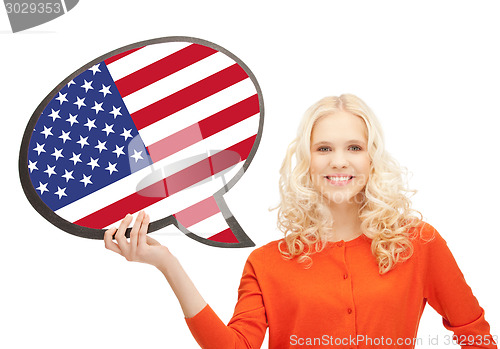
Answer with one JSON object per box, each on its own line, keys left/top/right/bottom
{"left": 276, "top": 94, "right": 423, "bottom": 274}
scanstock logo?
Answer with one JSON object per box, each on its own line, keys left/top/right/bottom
{"left": 4, "top": 0, "right": 79, "bottom": 33}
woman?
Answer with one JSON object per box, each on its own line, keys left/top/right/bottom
{"left": 104, "top": 94, "right": 496, "bottom": 348}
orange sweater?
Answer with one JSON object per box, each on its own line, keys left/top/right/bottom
{"left": 185, "top": 222, "right": 496, "bottom": 348}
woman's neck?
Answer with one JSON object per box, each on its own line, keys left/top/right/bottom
{"left": 325, "top": 201, "right": 363, "bottom": 242}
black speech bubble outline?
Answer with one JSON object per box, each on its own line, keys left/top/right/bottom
{"left": 19, "top": 36, "right": 264, "bottom": 248}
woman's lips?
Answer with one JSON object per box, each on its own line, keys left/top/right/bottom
{"left": 325, "top": 175, "right": 354, "bottom": 186}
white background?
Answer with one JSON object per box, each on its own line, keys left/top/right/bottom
{"left": 1, "top": 1, "right": 499, "bottom": 348}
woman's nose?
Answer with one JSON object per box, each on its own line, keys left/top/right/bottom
{"left": 329, "top": 152, "right": 349, "bottom": 168}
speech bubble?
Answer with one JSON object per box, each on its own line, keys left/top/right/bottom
{"left": 4, "top": 0, "right": 79, "bottom": 33}
{"left": 19, "top": 36, "right": 264, "bottom": 247}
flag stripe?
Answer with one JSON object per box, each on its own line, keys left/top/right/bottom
{"left": 147, "top": 123, "right": 202, "bottom": 163}
{"left": 146, "top": 94, "right": 259, "bottom": 163}
{"left": 187, "top": 212, "right": 232, "bottom": 239}
{"left": 106, "top": 42, "right": 190, "bottom": 81}
{"left": 208, "top": 228, "right": 239, "bottom": 243}
{"left": 131, "top": 63, "right": 249, "bottom": 130}
{"left": 73, "top": 134, "right": 256, "bottom": 228}
{"left": 173, "top": 196, "right": 220, "bottom": 228}
{"left": 119, "top": 52, "right": 234, "bottom": 114}
{"left": 137, "top": 78, "right": 256, "bottom": 146}
{"left": 115, "top": 44, "right": 217, "bottom": 98}
{"left": 104, "top": 47, "right": 144, "bottom": 65}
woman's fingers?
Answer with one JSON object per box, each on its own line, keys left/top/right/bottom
{"left": 129, "top": 211, "right": 144, "bottom": 252}
{"left": 104, "top": 227, "right": 122, "bottom": 255}
{"left": 115, "top": 214, "right": 133, "bottom": 255}
{"left": 138, "top": 213, "right": 149, "bottom": 246}
{"left": 103, "top": 212, "right": 160, "bottom": 264}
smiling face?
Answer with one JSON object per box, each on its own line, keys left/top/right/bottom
{"left": 309, "top": 110, "right": 371, "bottom": 206}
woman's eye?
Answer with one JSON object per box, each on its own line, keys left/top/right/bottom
{"left": 318, "top": 146, "right": 330, "bottom": 152}
{"left": 349, "top": 145, "right": 362, "bottom": 151}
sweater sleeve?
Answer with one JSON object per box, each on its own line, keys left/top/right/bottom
{"left": 184, "top": 253, "right": 268, "bottom": 349}
{"left": 422, "top": 226, "right": 497, "bottom": 349}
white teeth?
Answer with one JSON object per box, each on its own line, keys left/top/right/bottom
{"left": 326, "top": 176, "right": 351, "bottom": 181}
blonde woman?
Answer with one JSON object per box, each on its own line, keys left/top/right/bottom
{"left": 104, "top": 95, "right": 496, "bottom": 348}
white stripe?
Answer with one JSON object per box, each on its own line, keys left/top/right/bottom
{"left": 55, "top": 114, "right": 259, "bottom": 223}
{"left": 106, "top": 42, "right": 190, "bottom": 81}
{"left": 122, "top": 52, "right": 236, "bottom": 114}
{"left": 138, "top": 78, "right": 256, "bottom": 146}
{"left": 187, "top": 212, "right": 229, "bottom": 239}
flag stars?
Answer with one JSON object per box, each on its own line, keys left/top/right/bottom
{"left": 59, "top": 130, "right": 71, "bottom": 143}
{"left": 28, "top": 61, "right": 153, "bottom": 208}
{"left": 28, "top": 61, "right": 151, "bottom": 208}
{"left": 40, "top": 126, "right": 53, "bottom": 138}
{"left": 102, "top": 123, "right": 115, "bottom": 136}
{"left": 76, "top": 135, "right": 89, "bottom": 148}
{"left": 28, "top": 160, "right": 38, "bottom": 173}
{"left": 48, "top": 109, "right": 61, "bottom": 122}
{"left": 36, "top": 182, "right": 49, "bottom": 195}
{"left": 89, "top": 63, "right": 101, "bottom": 75}
{"left": 95, "top": 140, "right": 107, "bottom": 153}
{"left": 81, "top": 79, "right": 94, "bottom": 93}
{"left": 130, "top": 149, "right": 144, "bottom": 162}
{"left": 80, "top": 174, "right": 92, "bottom": 187}
{"left": 54, "top": 186, "right": 67, "bottom": 199}
{"left": 62, "top": 169, "right": 75, "bottom": 182}
{"left": 33, "top": 143, "right": 46, "bottom": 156}
{"left": 66, "top": 114, "right": 78, "bottom": 126}
{"left": 109, "top": 106, "right": 122, "bottom": 118}
{"left": 55, "top": 92, "right": 68, "bottom": 104}
{"left": 91, "top": 101, "right": 104, "bottom": 114}
{"left": 44, "top": 164, "right": 57, "bottom": 178}
{"left": 105, "top": 162, "right": 118, "bottom": 175}
{"left": 120, "top": 128, "right": 132, "bottom": 141}
{"left": 113, "top": 145, "right": 125, "bottom": 158}
{"left": 99, "top": 84, "right": 112, "bottom": 97}
{"left": 74, "top": 96, "right": 86, "bottom": 109}
{"left": 51, "top": 147, "right": 64, "bottom": 161}
{"left": 69, "top": 152, "right": 82, "bottom": 165}
{"left": 87, "top": 157, "right": 100, "bottom": 170}
{"left": 84, "top": 118, "right": 97, "bottom": 131}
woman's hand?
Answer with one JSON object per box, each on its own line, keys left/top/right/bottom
{"left": 104, "top": 211, "right": 170, "bottom": 269}
{"left": 104, "top": 211, "right": 207, "bottom": 318}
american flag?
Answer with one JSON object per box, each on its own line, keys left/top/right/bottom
{"left": 26, "top": 40, "right": 261, "bottom": 246}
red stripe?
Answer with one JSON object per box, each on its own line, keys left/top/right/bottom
{"left": 147, "top": 124, "right": 203, "bottom": 163}
{"left": 147, "top": 94, "right": 259, "bottom": 163}
{"left": 131, "top": 63, "right": 249, "bottom": 130}
{"left": 174, "top": 196, "right": 220, "bottom": 228}
{"left": 198, "top": 95, "right": 259, "bottom": 139}
{"left": 208, "top": 228, "right": 239, "bottom": 243}
{"left": 115, "top": 44, "right": 217, "bottom": 98}
{"left": 104, "top": 47, "right": 144, "bottom": 65}
{"left": 74, "top": 135, "right": 257, "bottom": 229}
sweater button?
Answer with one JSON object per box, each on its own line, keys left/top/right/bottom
{"left": 347, "top": 308, "right": 352, "bottom": 314}
{"left": 343, "top": 274, "right": 348, "bottom": 279}
{"left": 336, "top": 241, "right": 344, "bottom": 247}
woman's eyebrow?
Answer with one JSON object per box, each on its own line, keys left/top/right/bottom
{"left": 345, "top": 139, "right": 367, "bottom": 145}
{"left": 311, "top": 139, "right": 366, "bottom": 147}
